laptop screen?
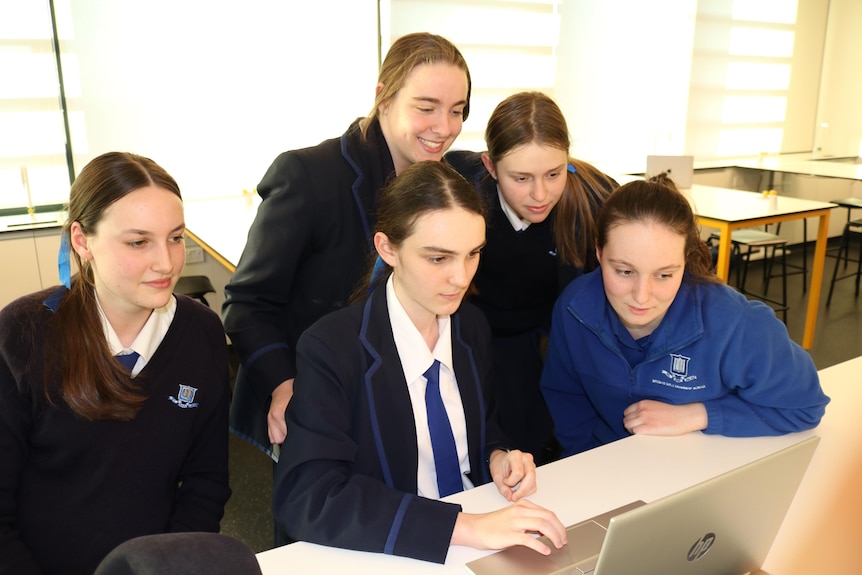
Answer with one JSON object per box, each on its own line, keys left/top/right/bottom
{"left": 646, "top": 155, "right": 694, "bottom": 189}
{"left": 467, "top": 436, "right": 819, "bottom": 575}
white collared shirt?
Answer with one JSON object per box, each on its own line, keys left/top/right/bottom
{"left": 497, "top": 185, "right": 531, "bottom": 232}
{"left": 385, "top": 276, "right": 473, "bottom": 498}
{"left": 97, "top": 295, "right": 176, "bottom": 377}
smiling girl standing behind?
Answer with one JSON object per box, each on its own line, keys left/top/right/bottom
{"left": 0, "top": 152, "right": 231, "bottom": 575}
{"left": 223, "top": 33, "right": 472, "bottom": 457}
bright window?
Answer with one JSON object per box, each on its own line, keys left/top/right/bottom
{"left": 0, "top": 0, "right": 74, "bottom": 212}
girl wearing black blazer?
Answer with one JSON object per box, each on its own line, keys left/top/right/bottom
{"left": 223, "top": 33, "right": 473, "bottom": 457}
{"left": 273, "top": 162, "right": 565, "bottom": 563}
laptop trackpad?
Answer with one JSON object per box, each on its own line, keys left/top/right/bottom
{"left": 545, "top": 521, "right": 606, "bottom": 570}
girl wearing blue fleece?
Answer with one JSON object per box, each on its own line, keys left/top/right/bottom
{"left": 540, "top": 175, "right": 829, "bottom": 457}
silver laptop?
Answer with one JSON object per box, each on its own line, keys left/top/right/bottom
{"left": 646, "top": 155, "right": 694, "bottom": 188}
{"left": 467, "top": 435, "right": 819, "bottom": 575}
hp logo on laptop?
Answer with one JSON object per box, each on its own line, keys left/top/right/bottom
{"left": 688, "top": 532, "right": 716, "bottom": 561}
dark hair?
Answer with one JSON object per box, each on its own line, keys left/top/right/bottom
{"left": 51, "top": 151, "right": 182, "bottom": 420}
{"left": 596, "top": 173, "right": 720, "bottom": 283}
{"left": 483, "top": 91, "right": 616, "bottom": 269}
{"left": 363, "top": 32, "right": 471, "bottom": 135}
{"left": 354, "top": 161, "right": 485, "bottom": 300}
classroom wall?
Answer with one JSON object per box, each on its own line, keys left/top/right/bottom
{"left": 554, "top": 0, "right": 697, "bottom": 171}
{"left": 554, "top": 0, "right": 843, "bottom": 171}
{"left": 815, "top": 0, "right": 862, "bottom": 157}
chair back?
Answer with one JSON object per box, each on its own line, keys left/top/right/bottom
{"left": 94, "top": 532, "right": 262, "bottom": 575}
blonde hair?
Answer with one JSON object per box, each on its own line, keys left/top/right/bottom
{"left": 363, "top": 32, "right": 471, "bottom": 135}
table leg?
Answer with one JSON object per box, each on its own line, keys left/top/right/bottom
{"left": 715, "top": 223, "right": 733, "bottom": 282}
{"left": 802, "top": 211, "right": 832, "bottom": 350}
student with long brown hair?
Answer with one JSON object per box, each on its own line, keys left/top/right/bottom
{"left": 224, "top": 33, "right": 472, "bottom": 458}
{"left": 541, "top": 175, "right": 828, "bottom": 457}
{"left": 273, "top": 161, "right": 566, "bottom": 563}
{"left": 446, "top": 91, "right": 618, "bottom": 463}
{"left": 0, "top": 152, "right": 231, "bottom": 575}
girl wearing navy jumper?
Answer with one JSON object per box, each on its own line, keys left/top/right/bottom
{"left": 446, "top": 92, "right": 618, "bottom": 463}
{"left": 0, "top": 153, "right": 230, "bottom": 575}
{"left": 540, "top": 175, "right": 829, "bottom": 457}
{"left": 273, "top": 161, "right": 566, "bottom": 564}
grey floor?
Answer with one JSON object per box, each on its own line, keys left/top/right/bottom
{"left": 219, "top": 235, "right": 862, "bottom": 554}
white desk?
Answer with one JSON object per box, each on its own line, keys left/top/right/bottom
{"left": 730, "top": 156, "right": 862, "bottom": 183}
{"left": 760, "top": 356, "right": 862, "bottom": 575}
{"left": 255, "top": 357, "right": 861, "bottom": 575}
{"left": 605, "top": 154, "right": 862, "bottom": 189}
{"left": 686, "top": 184, "right": 835, "bottom": 350}
{"left": 0, "top": 210, "right": 66, "bottom": 234}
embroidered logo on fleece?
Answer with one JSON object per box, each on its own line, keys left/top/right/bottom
{"left": 653, "top": 354, "right": 704, "bottom": 390}
{"left": 168, "top": 384, "right": 199, "bottom": 409}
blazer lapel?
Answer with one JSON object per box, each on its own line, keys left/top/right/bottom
{"left": 451, "top": 313, "right": 490, "bottom": 485}
{"left": 358, "top": 289, "right": 419, "bottom": 493}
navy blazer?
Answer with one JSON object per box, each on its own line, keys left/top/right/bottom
{"left": 223, "top": 119, "right": 395, "bottom": 456}
{"left": 273, "top": 286, "right": 509, "bottom": 563}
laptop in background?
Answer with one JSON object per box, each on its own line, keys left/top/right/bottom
{"left": 467, "top": 435, "right": 819, "bottom": 575}
{"left": 646, "top": 154, "right": 694, "bottom": 189}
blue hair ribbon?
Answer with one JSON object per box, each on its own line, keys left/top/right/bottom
{"left": 58, "top": 233, "right": 71, "bottom": 289}
{"left": 368, "top": 255, "right": 387, "bottom": 295}
{"left": 567, "top": 163, "right": 576, "bottom": 174}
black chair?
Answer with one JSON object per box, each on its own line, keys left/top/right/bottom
{"left": 827, "top": 198, "right": 862, "bottom": 269}
{"left": 826, "top": 217, "right": 862, "bottom": 307}
{"left": 175, "top": 275, "right": 216, "bottom": 307}
{"left": 710, "top": 227, "right": 789, "bottom": 323}
{"left": 94, "top": 532, "right": 262, "bottom": 575}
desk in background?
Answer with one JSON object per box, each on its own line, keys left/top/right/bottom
{"left": 255, "top": 357, "right": 861, "bottom": 575}
{"left": 179, "top": 195, "right": 261, "bottom": 313}
{"left": 693, "top": 155, "right": 862, "bottom": 245}
{"left": 685, "top": 185, "right": 835, "bottom": 350}
{"left": 183, "top": 194, "right": 261, "bottom": 273}
{"left": 731, "top": 155, "right": 862, "bottom": 183}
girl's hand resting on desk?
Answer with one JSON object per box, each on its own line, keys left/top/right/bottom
{"left": 489, "top": 449, "right": 536, "bottom": 502}
{"left": 623, "top": 399, "right": 708, "bottom": 436}
{"left": 451, "top": 500, "right": 567, "bottom": 556}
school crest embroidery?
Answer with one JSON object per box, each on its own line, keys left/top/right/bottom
{"left": 661, "top": 354, "right": 698, "bottom": 384}
{"left": 169, "top": 384, "right": 200, "bottom": 408}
